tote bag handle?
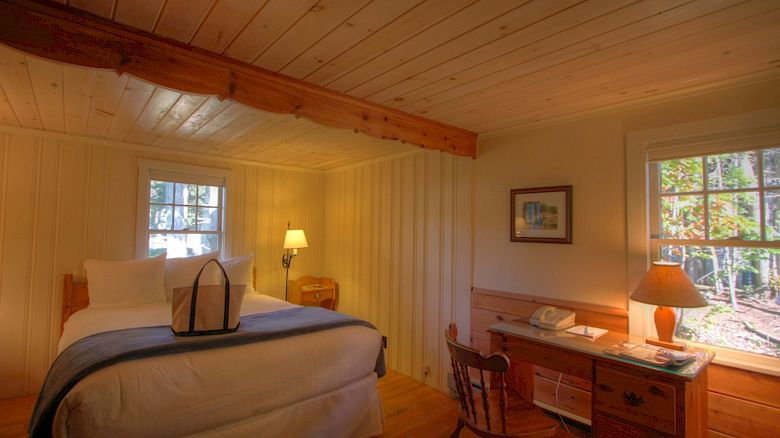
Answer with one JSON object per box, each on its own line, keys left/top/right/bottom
{"left": 188, "top": 259, "right": 231, "bottom": 332}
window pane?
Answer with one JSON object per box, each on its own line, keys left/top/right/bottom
{"left": 707, "top": 151, "right": 758, "bottom": 190}
{"left": 174, "top": 183, "right": 198, "bottom": 205}
{"left": 709, "top": 192, "right": 760, "bottom": 240}
{"left": 149, "top": 233, "right": 220, "bottom": 258}
{"left": 660, "top": 195, "right": 704, "bottom": 239}
{"left": 148, "top": 205, "right": 172, "bottom": 230}
{"left": 763, "top": 148, "right": 780, "bottom": 187}
{"left": 198, "top": 185, "right": 219, "bottom": 207}
{"left": 660, "top": 245, "right": 779, "bottom": 359}
{"left": 659, "top": 158, "right": 702, "bottom": 193}
{"left": 150, "top": 180, "right": 173, "bottom": 204}
{"left": 197, "top": 207, "right": 218, "bottom": 231}
{"left": 173, "top": 206, "right": 195, "bottom": 231}
{"left": 766, "top": 191, "right": 780, "bottom": 240}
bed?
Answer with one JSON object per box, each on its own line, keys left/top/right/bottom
{"left": 34, "top": 271, "right": 385, "bottom": 438}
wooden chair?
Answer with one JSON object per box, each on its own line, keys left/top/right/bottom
{"left": 445, "top": 323, "right": 561, "bottom": 438}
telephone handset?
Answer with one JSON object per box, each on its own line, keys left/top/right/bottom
{"left": 530, "top": 306, "right": 576, "bottom": 331}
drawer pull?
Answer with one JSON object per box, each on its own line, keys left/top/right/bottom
{"left": 314, "top": 293, "right": 321, "bottom": 299}
{"left": 648, "top": 385, "right": 666, "bottom": 397}
{"left": 596, "top": 383, "right": 612, "bottom": 392}
{"left": 623, "top": 391, "right": 644, "bottom": 407}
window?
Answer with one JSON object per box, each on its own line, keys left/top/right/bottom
{"left": 136, "top": 160, "right": 230, "bottom": 259}
{"left": 650, "top": 149, "right": 780, "bottom": 359}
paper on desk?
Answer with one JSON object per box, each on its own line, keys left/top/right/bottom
{"left": 565, "top": 325, "right": 608, "bottom": 339}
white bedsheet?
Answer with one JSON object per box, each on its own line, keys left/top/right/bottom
{"left": 54, "top": 293, "right": 383, "bottom": 437}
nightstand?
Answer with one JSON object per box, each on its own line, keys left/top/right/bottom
{"left": 288, "top": 276, "right": 337, "bottom": 310}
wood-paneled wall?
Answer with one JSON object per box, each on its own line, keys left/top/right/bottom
{"left": 323, "top": 151, "right": 474, "bottom": 391}
{"left": 470, "top": 289, "right": 780, "bottom": 438}
{"left": 0, "top": 129, "right": 325, "bottom": 399}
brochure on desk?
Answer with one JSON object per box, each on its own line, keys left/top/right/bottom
{"left": 604, "top": 342, "right": 699, "bottom": 369}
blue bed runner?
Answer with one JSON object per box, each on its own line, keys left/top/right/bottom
{"left": 29, "top": 306, "right": 385, "bottom": 437}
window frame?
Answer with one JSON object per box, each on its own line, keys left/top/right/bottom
{"left": 626, "top": 108, "right": 780, "bottom": 377}
{"left": 136, "top": 159, "right": 232, "bottom": 259}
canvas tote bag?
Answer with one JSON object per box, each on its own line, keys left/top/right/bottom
{"left": 172, "top": 259, "right": 245, "bottom": 336}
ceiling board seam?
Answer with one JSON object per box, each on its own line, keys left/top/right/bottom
{"left": 218, "top": 0, "right": 271, "bottom": 55}
{"left": 103, "top": 78, "right": 131, "bottom": 138}
{"left": 278, "top": 0, "right": 376, "bottom": 73}
{"left": 22, "top": 55, "right": 44, "bottom": 130}
{"left": 0, "top": 124, "right": 324, "bottom": 174}
{"left": 143, "top": 93, "right": 184, "bottom": 144}
{"left": 249, "top": 1, "right": 316, "bottom": 66}
{"left": 301, "top": 0, "right": 428, "bottom": 82}
{"left": 123, "top": 83, "right": 157, "bottom": 142}
{"left": 403, "top": 0, "right": 721, "bottom": 116}
{"left": 172, "top": 99, "right": 235, "bottom": 149}
{"left": 346, "top": 0, "right": 537, "bottom": 97}
{"left": 0, "top": 82, "right": 22, "bottom": 126}
{"left": 150, "top": 0, "right": 167, "bottom": 33}
{"left": 321, "top": 0, "right": 481, "bottom": 88}
{"left": 363, "top": 0, "right": 580, "bottom": 101}
{"left": 187, "top": 0, "right": 220, "bottom": 45}
{"left": 478, "top": 72, "right": 780, "bottom": 140}
{"left": 109, "top": 0, "right": 117, "bottom": 21}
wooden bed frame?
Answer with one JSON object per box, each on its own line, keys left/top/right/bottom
{"left": 61, "top": 269, "right": 258, "bottom": 333}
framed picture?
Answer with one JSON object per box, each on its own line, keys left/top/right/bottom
{"left": 510, "top": 185, "right": 572, "bottom": 244}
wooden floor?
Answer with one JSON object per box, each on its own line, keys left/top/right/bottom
{"left": 0, "top": 370, "right": 586, "bottom": 438}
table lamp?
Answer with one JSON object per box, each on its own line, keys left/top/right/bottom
{"left": 630, "top": 261, "right": 708, "bottom": 351}
{"left": 282, "top": 222, "right": 308, "bottom": 301}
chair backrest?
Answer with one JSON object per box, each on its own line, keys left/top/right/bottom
{"left": 445, "top": 323, "right": 511, "bottom": 435}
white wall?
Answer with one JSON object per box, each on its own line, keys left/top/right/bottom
{"left": 0, "top": 130, "right": 325, "bottom": 398}
{"left": 323, "top": 151, "right": 473, "bottom": 390}
{"left": 474, "top": 77, "right": 780, "bottom": 310}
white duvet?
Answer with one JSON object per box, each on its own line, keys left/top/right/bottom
{"left": 54, "top": 294, "right": 384, "bottom": 437}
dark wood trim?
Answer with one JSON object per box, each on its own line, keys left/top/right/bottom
{"left": 0, "top": 0, "right": 477, "bottom": 157}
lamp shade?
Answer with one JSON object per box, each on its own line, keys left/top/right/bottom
{"left": 283, "top": 229, "right": 308, "bottom": 249}
{"left": 630, "top": 261, "right": 708, "bottom": 308}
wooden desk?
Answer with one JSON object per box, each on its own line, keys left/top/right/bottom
{"left": 490, "top": 321, "right": 713, "bottom": 437}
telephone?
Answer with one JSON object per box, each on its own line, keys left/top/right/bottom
{"left": 530, "top": 306, "right": 576, "bottom": 331}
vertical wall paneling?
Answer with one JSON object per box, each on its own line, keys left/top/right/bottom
{"left": 324, "top": 150, "right": 474, "bottom": 390}
{"left": 0, "top": 130, "right": 326, "bottom": 399}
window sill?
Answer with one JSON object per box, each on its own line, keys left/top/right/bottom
{"left": 682, "top": 339, "right": 780, "bottom": 378}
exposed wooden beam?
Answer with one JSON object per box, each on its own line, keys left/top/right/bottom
{"left": 0, "top": 0, "right": 477, "bottom": 157}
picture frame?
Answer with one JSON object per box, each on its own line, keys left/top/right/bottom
{"left": 510, "top": 185, "right": 572, "bottom": 244}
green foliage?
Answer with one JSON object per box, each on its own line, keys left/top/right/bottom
{"left": 660, "top": 158, "right": 702, "bottom": 193}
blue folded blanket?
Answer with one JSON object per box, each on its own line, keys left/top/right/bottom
{"left": 29, "top": 306, "right": 385, "bottom": 437}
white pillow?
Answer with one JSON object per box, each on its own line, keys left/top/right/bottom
{"left": 216, "top": 254, "right": 255, "bottom": 293}
{"left": 164, "top": 252, "right": 221, "bottom": 301}
{"left": 84, "top": 254, "right": 166, "bottom": 307}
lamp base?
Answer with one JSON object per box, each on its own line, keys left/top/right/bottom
{"left": 645, "top": 337, "right": 687, "bottom": 351}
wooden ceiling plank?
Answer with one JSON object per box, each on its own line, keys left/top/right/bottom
{"left": 302, "top": 0, "right": 472, "bottom": 85}
{"left": 0, "top": 0, "right": 476, "bottom": 156}
{"left": 0, "top": 45, "right": 42, "bottom": 129}
{"left": 403, "top": 0, "right": 770, "bottom": 117}
{"left": 26, "top": 55, "right": 65, "bottom": 132}
{"left": 190, "top": 0, "right": 268, "bottom": 54}
{"left": 367, "top": 0, "right": 631, "bottom": 105}
{"left": 181, "top": 103, "right": 252, "bottom": 152}
{"left": 62, "top": 64, "right": 95, "bottom": 135}
{"left": 428, "top": 4, "right": 780, "bottom": 126}
{"left": 254, "top": 0, "right": 372, "bottom": 72}
{"left": 198, "top": 110, "right": 269, "bottom": 154}
{"left": 219, "top": 113, "right": 304, "bottom": 157}
{"left": 326, "top": 0, "right": 519, "bottom": 94}
{"left": 113, "top": 0, "right": 165, "bottom": 32}
{"left": 280, "top": 0, "right": 422, "bottom": 79}
{"left": 153, "top": 0, "right": 215, "bottom": 43}
{"left": 124, "top": 87, "right": 182, "bottom": 144}
{"left": 223, "top": 0, "right": 318, "bottom": 63}
{"left": 104, "top": 77, "right": 155, "bottom": 141}
{"left": 232, "top": 117, "right": 323, "bottom": 157}
{"left": 147, "top": 94, "right": 209, "bottom": 145}
{"left": 165, "top": 96, "right": 233, "bottom": 148}
{"left": 463, "top": 26, "right": 780, "bottom": 131}
{"left": 353, "top": 0, "right": 586, "bottom": 101}
{"left": 84, "top": 70, "right": 128, "bottom": 138}
{"left": 67, "top": 0, "right": 113, "bottom": 19}
{"left": 0, "top": 82, "right": 21, "bottom": 126}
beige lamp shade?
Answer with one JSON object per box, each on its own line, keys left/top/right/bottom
{"left": 630, "top": 261, "right": 708, "bottom": 308}
{"left": 283, "top": 229, "right": 308, "bottom": 249}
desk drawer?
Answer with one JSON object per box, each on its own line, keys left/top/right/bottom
{"left": 594, "top": 367, "right": 676, "bottom": 435}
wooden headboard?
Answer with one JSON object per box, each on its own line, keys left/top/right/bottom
{"left": 62, "top": 268, "right": 259, "bottom": 334}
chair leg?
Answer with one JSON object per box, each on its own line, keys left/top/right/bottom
{"left": 450, "top": 418, "right": 465, "bottom": 438}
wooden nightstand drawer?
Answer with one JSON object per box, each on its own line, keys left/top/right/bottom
{"left": 288, "top": 276, "right": 338, "bottom": 310}
{"left": 300, "top": 287, "right": 334, "bottom": 306}
{"left": 595, "top": 367, "right": 676, "bottom": 435}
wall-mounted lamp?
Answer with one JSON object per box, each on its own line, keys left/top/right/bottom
{"left": 282, "top": 221, "right": 308, "bottom": 301}
{"left": 630, "top": 261, "right": 708, "bottom": 351}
